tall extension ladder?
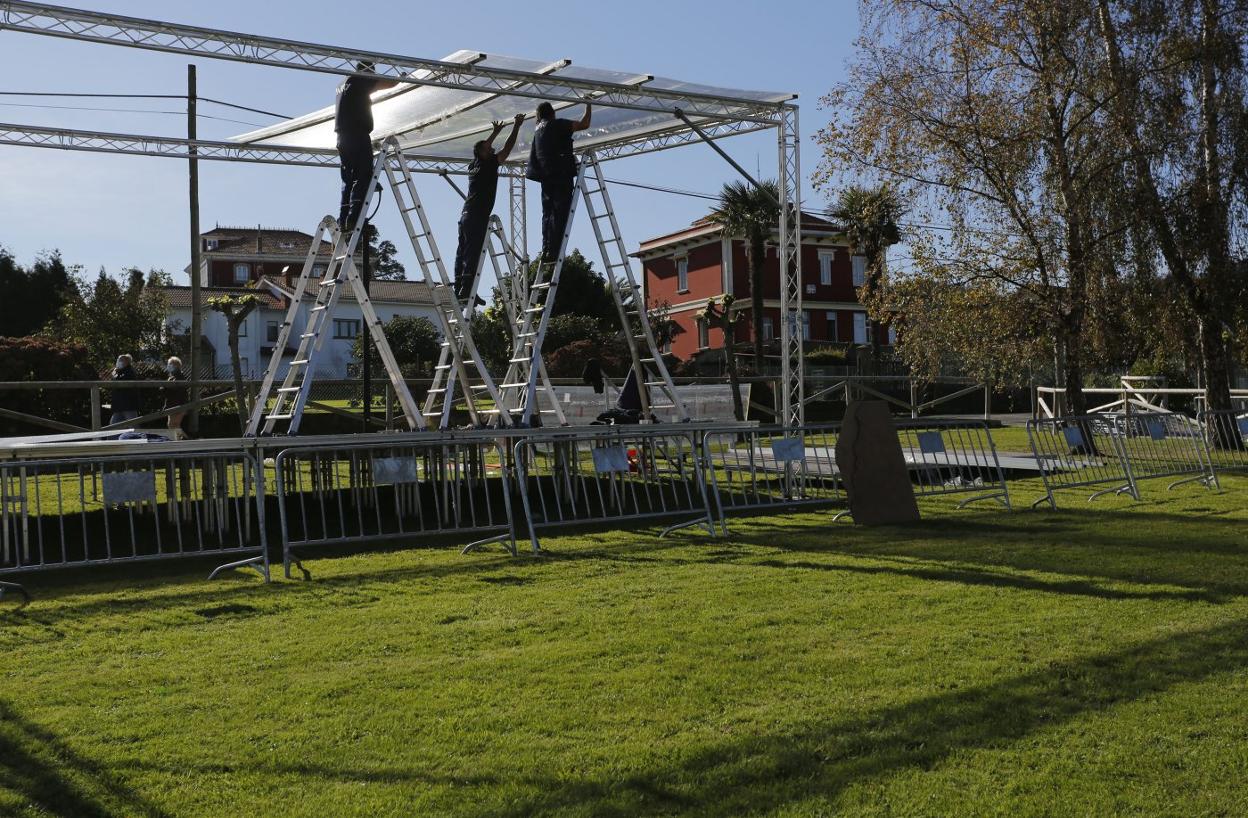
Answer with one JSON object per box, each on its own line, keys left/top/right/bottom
{"left": 580, "top": 153, "right": 690, "bottom": 421}
{"left": 494, "top": 163, "right": 586, "bottom": 426}
{"left": 430, "top": 213, "right": 568, "bottom": 427}
{"left": 381, "top": 138, "right": 507, "bottom": 428}
{"left": 247, "top": 151, "right": 423, "bottom": 435}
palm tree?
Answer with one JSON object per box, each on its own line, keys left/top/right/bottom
{"left": 830, "top": 184, "right": 904, "bottom": 366}
{"left": 708, "top": 180, "right": 780, "bottom": 373}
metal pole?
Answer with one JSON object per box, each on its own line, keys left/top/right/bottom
{"left": 187, "top": 64, "right": 202, "bottom": 437}
{"left": 362, "top": 218, "right": 372, "bottom": 430}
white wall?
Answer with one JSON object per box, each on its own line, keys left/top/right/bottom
{"left": 166, "top": 300, "right": 440, "bottom": 379}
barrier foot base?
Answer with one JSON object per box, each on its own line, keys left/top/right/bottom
{"left": 957, "top": 492, "right": 1010, "bottom": 510}
{"left": 208, "top": 554, "right": 270, "bottom": 583}
{"left": 1168, "top": 474, "right": 1216, "bottom": 491}
{"left": 462, "top": 533, "right": 516, "bottom": 557}
{"left": 832, "top": 509, "right": 854, "bottom": 522}
{"left": 1088, "top": 483, "right": 1132, "bottom": 502}
{"left": 660, "top": 516, "right": 714, "bottom": 538}
{"left": 0, "top": 580, "right": 30, "bottom": 605}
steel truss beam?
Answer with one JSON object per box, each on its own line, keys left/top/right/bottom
{"left": 777, "top": 106, "right": 804, "bottom": 428}
{"left": 0, "top": 118, "right": 777, "bottom": 172}
{"left": 0, "top": 122, "right": 471, "bottom": 173}
{"left": 0, "top": 2, "right": 791, "bottom": 122}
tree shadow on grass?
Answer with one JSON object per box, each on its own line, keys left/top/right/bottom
{"left": 717, "top": 507, "right": 1248, "bottom": 599}
{"left": 0, "top": 699, "right": 171, "bottom": 818}
{"left": 482, "top": 616, "right": 1248, "bottom": 817}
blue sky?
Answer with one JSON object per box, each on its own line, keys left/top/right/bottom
{"left": 0, "top": 1, "right": 858, "bottom": 283}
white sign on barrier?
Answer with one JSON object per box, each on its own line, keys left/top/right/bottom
{"left": 1063, "top": 427, "right": 1085, "bottom": 449}
{"left": 1147, "top": 420, "right": 1167, "bottom": 441}
{"left": 372, "top": 457, "right": 418, "bottom": 485}
{"left": 591, "top": 447, "right": 631, "bottom": 473}
{"left": 1238, "top": 418, "right": 1248, "bottom": 436}
{"left": 771, "top": 437, "right": 806, "bottom": 462}
{"left": 102, "top": 471, "right": 156, "bottom": 504}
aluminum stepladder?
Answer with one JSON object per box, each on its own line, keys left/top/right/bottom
{"left": 247, "top": 151, "right": 423, "bottom": 435}
{"left": 493, "top": 162, "right": 586, "bottom": 426}
{"left": 382, "top": 138, "right": 507, "bottom": 428}
{"left": 579, "top": 153, "right": 690, "bottom": 421}
{"left": 430, "top": 174, "right": 567, "bottom": 428}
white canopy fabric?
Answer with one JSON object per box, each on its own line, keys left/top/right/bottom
{"left": 233, "top": 51, "right": 794, "bottom": 162}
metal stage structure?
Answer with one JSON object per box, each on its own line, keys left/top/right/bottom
{"left": 0, "top": 1, "right": 807, "bottom": 429}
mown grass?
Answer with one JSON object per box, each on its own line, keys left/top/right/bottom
{"left": 1, "top": 476, "right": 1247, "bottom": 816}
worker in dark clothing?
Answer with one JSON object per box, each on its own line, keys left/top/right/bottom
{"left": 526, "top": 101, "right": 592, "bottom": 263}
{"left": 452, "top": 113, "right": 525, "bottom": 305}
{"left": 335, "top": 61, "right": 399, "bottom": 232}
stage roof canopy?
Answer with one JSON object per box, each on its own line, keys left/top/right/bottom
{"left": 233, "top": 51, "right": 795, "bottom": 163}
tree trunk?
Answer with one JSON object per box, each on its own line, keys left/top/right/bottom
{"left": 749, "top": 235, "right": 765, "bottom": 373}
{"left": 724, "top": 324, "right": 744, "bottom": 423}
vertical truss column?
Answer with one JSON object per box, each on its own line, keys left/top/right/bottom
{"left": 509, "top": 168, "right": 528, "bottom": 263}
{"left": 777, "top": 106, "right": 804, "bottom": 428}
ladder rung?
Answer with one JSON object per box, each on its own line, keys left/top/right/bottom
{"left": 277, "top": 387, "right": 302, "bottom": 393}
{"left": 310, "top": 306, "right": 328, "bottom": 313}
{"left": 300, "top": 333, "right": 317, "bottom": 339}
{"left": 530, "top": 282, "right": 552, "bottom": 290}
{"left": 509, "top": 356, "right": 533, "bottom": 363}
{"left": 266, "top": 413, "right": 294, "bottom": 421}
{"left": 644, "top": 381, "right": 668, "bottom": 387}
{"left": 500, "top": 381, "right": 529, "bottom": 388}
{"left": 291, "top": 359, "right": 310, "bottom": 366}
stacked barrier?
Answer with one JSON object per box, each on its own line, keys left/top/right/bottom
{"left": 894, "top": 419, "right": 1012, "bottom": 509}
{"left": 514, "top": 426, "right": 714, "bottom": 552}
{"left": 274, "top": 436, "right": 516, "bottom": 578}
{"left": 0, "top": 448, "right": 269, "bottom": 598}
{"left": 702, "top": 424, "right": 844, "bottom": 534}
{"left": 1199, "top": 409, "right": 1248, "bottom": 474}
{"left": 1113, "top": 412, "right": 1218, "bottom": 491}
{"left": 1027, "top": 415, "right": 1135, "bottom": 508}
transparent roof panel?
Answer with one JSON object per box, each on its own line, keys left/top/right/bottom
{"left": 233, "top": 51, "right": 792, "bottom": 161}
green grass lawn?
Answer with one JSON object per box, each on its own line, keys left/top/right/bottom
{"left": 2, "top": 476, "right": 1247, "bottom": 816}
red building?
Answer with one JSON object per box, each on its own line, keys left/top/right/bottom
{"left": 192, "top": 225, "right": 347, "bottom": 287}
{"left": 636, "top": 213, "right": 893, "bottom": 362}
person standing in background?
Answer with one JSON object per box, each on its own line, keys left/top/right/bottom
{"left": 108, "top": 354, "right": 141, "bottom": 427}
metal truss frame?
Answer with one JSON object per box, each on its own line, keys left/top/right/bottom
{"left": 0, "top": 1, "right": 808, "bottom": 429}
{"left": 0, "top": 2, "right": 792, "bottom": 122}
{"left": 777, "top": 106, "right": 805, "bottom": 428}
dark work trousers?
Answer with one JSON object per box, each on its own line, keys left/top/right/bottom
{"left": 540, "top": 176, "right": 576, "bottom": 264}
{"left": 337, "top": 131, "right": 374, "bottom": 231}
{"left": 453, "top": 208, "right": 491, "bottom": 298}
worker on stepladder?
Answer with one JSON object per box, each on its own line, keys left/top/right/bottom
{"left": 335, "top": 61, "right": 399, "bottom": 233}
{"left": 452, "top": 113, "right": 525, "bottom": 306}
{"left": 526, "top": 101, "right": 592, "bottom": 263}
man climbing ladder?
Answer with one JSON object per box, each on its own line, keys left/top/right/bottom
{"left": 335, "top": 61, "right": 398, "bottom": 230}
{"left": 527, "top": 101, "right": 592, "bottom": 263}
{"left": 453, "top": 113, "right": 524, "bottom": 304}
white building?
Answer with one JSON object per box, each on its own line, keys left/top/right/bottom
{"left": 159, "top": 276, "right": 438, "bottom": 379}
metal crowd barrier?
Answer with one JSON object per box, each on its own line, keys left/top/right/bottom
{"left": 274, "top": 436, "right": 516, "bottom": 578}
{"left": 1199, "top": 409, "right": 1248, "bottom": 474}
{"left": 514, "top": 426, "right": 715, "bottom": 552}
{"left": 894, "top": 419, "right": 1012, "bottom": 509}
{"left": 1027, "top": 415, "right": 1135, "bottom": 508}
{"left": 1113, "top": 411, "right": 1218, "bottom": 491}
{"left": 702, "top": 424, "right": 844, "bottom": 534}
{"left": 0, "top": 448, "right": 269, "bottom": 599}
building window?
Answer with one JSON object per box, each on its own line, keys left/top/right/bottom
{"left": 333, "top": 319, "right": 361, "bottom": 340}
{"left": 237, "top": 319, "right": 247, "bottom": 338}
{"left": 853, "top": 312, "right": 868, "bottom": 344}
{"left": 697, "top": 318, "right": 709, "bottom": 350}
{"left": 819, "top": 250, "right": 835, "bottom": 286}
{"left": 676, "top": 257, "right": 689, "bottom": 292}
{"left": 888, "top": 325, "right": 897, "bottom": 346}
{"left": 762, "top": 316, "right": 774, "bottom": 342}
{"left": 851, "top": 255, "right": 867, "bottom": 287}
{"left": 825, "top": 310, "right": 838, "bottom": 341}
{"left": 661, "top": 335, "right": 672, "bottom": 355}
{"left": 802, "top": 310, "right": 812, "bottom": 341}
{"left": 267, "top": 321, "right": 280, "bottom": 343}
{"left": 312, "top": 264, "right": 327, "bottom": 277}
{"left": 233, "top": 262, "right": 250, "bottom": 283}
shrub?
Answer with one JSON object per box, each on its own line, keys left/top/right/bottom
{"left": 0, "top": 336, "right": 96, "bottom": 434}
